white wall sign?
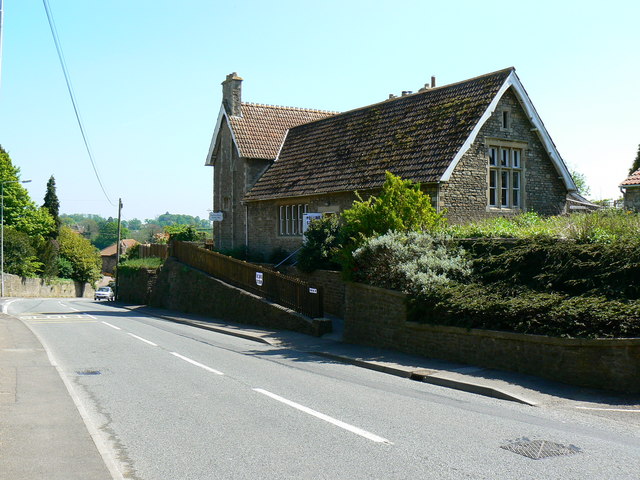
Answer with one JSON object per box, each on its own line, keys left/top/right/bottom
{"left": 209, "top": 211, "right": 224, "bottom": 222}
{"left": 255, "top": 272, "right": 263, "bottom": 286}
{"left": 309, "top": 287, "right": 318, "bottom": 294}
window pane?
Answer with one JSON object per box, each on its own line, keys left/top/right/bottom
{"left": 279, "top": 206, "right": 284, "bottom": 235}
{"left": 501, "top": 171, "right": 509, "bottom": 206}
{"left": 512, "top": 172, "right": 520, "bottom": 207}
{"left": 489, "top": 148, "right": 497, "bottom": 166}
{"left": 501, "top": 149, "right": 509, "bottom": 167}
{"left": 489, "top": 170, "right": 497, "bottom": 206}
{"left": 513, "top": 150, "right": 520, "bottom": 168}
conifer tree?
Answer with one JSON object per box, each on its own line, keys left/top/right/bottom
{"left": 43, "top": 175, "right": 61, "bottom": 232}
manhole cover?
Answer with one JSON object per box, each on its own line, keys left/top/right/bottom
{"left": 76, "top": 370, "right": 101, "bottom": 376}
{"left": 501, "top": 439, "right": 580, "bottom": 460}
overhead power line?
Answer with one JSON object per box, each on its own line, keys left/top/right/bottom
{"left": 42, "top": 0, "right": 115, "bottom": 207}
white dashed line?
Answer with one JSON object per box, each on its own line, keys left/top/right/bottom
{"left": 102, "top": 321, "right": 121, "bottom": 330}
{"left": 170, "top": 352, "right": 224, "bottom": 375}
{"left": 127, "top": 333, "right": 158, "bottom": 347}
{"left": 253, "top": 388, "right": 392, "bottom": 444}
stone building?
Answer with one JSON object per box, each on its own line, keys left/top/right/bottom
{"left": 620, "top": 168, "right": 640, "bottom": 211}
{"left": 206, "top": 68, "right": 578, "bottom": 257}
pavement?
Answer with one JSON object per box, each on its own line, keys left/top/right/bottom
{"left": 2, "top": 302, "right": 639, "bottom": 479}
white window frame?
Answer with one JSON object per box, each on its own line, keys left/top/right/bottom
{"left": 488, "top": 145, "right": 524, "bottom": 209}
{"left": 279, "top": 204, "right": 308, "bottom": 236}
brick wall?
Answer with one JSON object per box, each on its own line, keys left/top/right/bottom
{"left": 344, "top": 282, "right": 640, "bottom": 394}
{"left": 440, "top": 88, "right": 567, "bottom": 223}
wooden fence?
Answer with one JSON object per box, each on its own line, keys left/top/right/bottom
{"left": 172, "top": 241, "right": 324, "bottom": 318}
{"left": 139, "top": 243, "right": 169, "bottom": 259}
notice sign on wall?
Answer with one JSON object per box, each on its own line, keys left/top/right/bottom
{"left": 256, "top": 272, "right": 263, "bottom": 286}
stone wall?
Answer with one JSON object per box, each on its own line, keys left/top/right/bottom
{"left": 117, "top": 269, "right": 157, "bottom": 304}
{"left": 133, "top": 258, "right": 331, "bottom": 336}
{"left": 344, "top": 282, "right": 640, "bottom": 393}
{"left": 282, "top": 267, "right": 345, "bottom": 318}
{"left": 3, "top": 274, "right": 94, "bottom": 298}
{"left": 246, "top": 191, "right": 360, "bottom": 257}
{"left": 440, "top": 88, "right": 568, "bottom": 223}
{"left": 624, "top": 187, "right": 640, "bottom": 212}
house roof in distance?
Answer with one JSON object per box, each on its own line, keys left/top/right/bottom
{"left": 100, "top": 239, "right": 139, "bottom": 257}
{"left": 244, "top": 67, "right": 575, "bottom": 202}
{"left": 621, "top": 168, "right": 640, "bottom": 187}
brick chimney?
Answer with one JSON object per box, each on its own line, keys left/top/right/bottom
{"left": 222, "top": 72, "right": 243, "bottom": 117}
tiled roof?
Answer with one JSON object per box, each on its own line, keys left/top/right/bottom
{"left": 100, "top": 239, "right": 139, "bottom": 257}
{"left": 621, "top": 168, "right": 640, "bottom": 187}
{"left": 244, "top": 68, "right": 514, "bottom": 201}
{"left": 228, "top": 103, "right": 336, "bottom": 159}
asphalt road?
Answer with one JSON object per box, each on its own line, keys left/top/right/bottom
{"left": 6, "top": 298, "right": 640, "bottom": 479}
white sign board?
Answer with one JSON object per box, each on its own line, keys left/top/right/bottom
{"left": 255, "top": 272, "right": 263, "bottom": 286}
{"left": 209, "top": 211, "right": 224, "bottom": 222}
{"left": 309, "top": 287, "right": 318, "bottom": 294}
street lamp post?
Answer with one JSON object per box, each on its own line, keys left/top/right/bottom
{"left": 1, "top": 179, "right": 32, "bottom": 297}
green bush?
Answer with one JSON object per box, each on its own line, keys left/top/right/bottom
{"left": 410, "top": 282, "right": 640, "bottom": 339}
{"left": 352, "top": 231, "right": 471, "bottom": 295}
{"left": 2, "top": 226, "right": 42, "bottom": 277}
{"left": 296, "top": 215, "right": 342, "bottom": 272}
{"left": 465, "top": 237, "right": 640, "bottom": 299}
{"left": 117, "top": 257, "right": 164, "bottom": 277}
{"left": 447, "top": 210, "right": 640, "bottom": 244}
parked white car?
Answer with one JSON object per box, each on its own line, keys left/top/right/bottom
{"left": 94, "top": 286, "right": 115, "bottom": 301}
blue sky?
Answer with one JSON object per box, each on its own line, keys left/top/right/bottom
{"left": 0, "top": 0, "right": 638, "bottom": 220}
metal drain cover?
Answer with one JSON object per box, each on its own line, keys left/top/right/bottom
{"left": 76, "top": 370, "right": 101, "bottom": 376}
{"left": 501, "top": 439, "right": 580, "bottom": 460}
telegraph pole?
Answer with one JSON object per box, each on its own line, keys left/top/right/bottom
{"left": 115, "top": 198, "right": 122, "bottom": 299}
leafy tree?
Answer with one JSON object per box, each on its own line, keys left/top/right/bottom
{"left": 0, "top": 146, "right": 36, "bottom": 225}
{"left": 58, "top": 226, "right": 102, "bottom": 284}
{"left": 630, "top": 144, "right": 640, "bottom": 175}
{"left": 2, "top": 226, "right": 42, "bottom": 277}
{"left": 297, "top": 172, "right": 447, "bottom": 275}
{"left": 297, "top": 215, "right": 342, "bottom": 272}
{"left": 165, "top": 224, "right": 199, "bottom": 242}
{"left": 570, "top": 169, "right": 591, "bottom": 197}
{"left": 93, "top": 220, "right": 130, "bottom": 250}
{"left": 342, "top": 172, "right": 446, "bottom": 240}
{"left": 122, "top": 218, "right": 143, "bottom": 230}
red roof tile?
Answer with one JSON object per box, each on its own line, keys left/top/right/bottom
{"left": 621, "top": 168, "right": 640, "bottom": 187}
{"left": 229, "top": 103, "right": 336, "bottom": 160}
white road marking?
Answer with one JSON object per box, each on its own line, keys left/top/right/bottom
{"left": 57, "top": 301, "right": 79, "bottom": 311}
{"left": 576, "top": 406, "right": 640, "bottom": 412}
{"left": 84, "top": 313, "right": 97, "bottom": 319}
{"left": 127, "top": 333, "right": 158, "bottom": 347}
{"left": 1, "top": 299, "right": 18, "bottom": 314}
{"left": 21, "top": 317, "right": 127, "bottom": 479}
{"left": 102, "top": 321, "right": 122, "bottom": 330}
{"left": 253, "top": 388, "right": 393, "bottom": 444}
{"left": 170, "top": 352, "right": 224, "bottom": 375}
